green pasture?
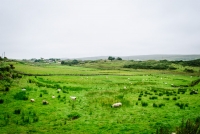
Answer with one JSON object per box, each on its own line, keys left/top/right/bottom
{"left": 0, "top": 62, "right": 200, "bottom": 133}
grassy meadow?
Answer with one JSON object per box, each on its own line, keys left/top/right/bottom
{"left": 0, "top": 60, "right": 200, "bottom": 133}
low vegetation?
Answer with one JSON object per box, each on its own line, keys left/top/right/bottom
{"left": 0, "top": 57, "right": 200, "bottom": 133}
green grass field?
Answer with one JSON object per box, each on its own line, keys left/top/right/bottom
{"left": 0, "top": 61, "right": 200, "bottom": 133}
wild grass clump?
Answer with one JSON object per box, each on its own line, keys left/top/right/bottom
{"left": 57, "top": 94, "right": 61, "bottom": 99}
{"left": 5, "top": 87, "right": 9, "bottom": 91}
{"left": 153, "top": 103, "right": 158, "bottom": 107}
{"left": 156, "top": 116, "right": 200, "bottom": 134}
{"left": 62, "top": 89, "right": 69, "bottom": 93}
{"left": 149, "top": 96, "right": 158, "bottom": 100}
{"left": 14, "top": 109, "right": 21, "bottom": 114}
{"left": 33, "top": 116, "right": 39, "bottom": 123}
{"left": 153, "top": 103, "right": 165, "bottom": 108}
{"left": 172, "top": 97, "right": 177, "bottom": 100}
{"left": 163, "top": 97, "right": 170, "bottom": 100}
{"left": 3, "top": 113, "right": 10, "bottom": 126}
{"left": 0, "top": 98, "right": 4, "bottom": 104}
{"left": 158, "top": 103, "right": 165, "bottom": 108}
{"left": 175, "top": 102, "right": 189, "bottom": 109}
{"left": 60, "top": 96, "right": 66, "bottom": 103}
{"left": 121, "top": 99, "right": 130, "bottom": 106}
{"left": 14, "top": 91, "right": 28, "bottom": 100}
{"left": 156, "top": 126, "right": 170, "bottom": 134}
{"left": 116, "top": 94, "right": 124, "bottom": 99}
{"left": 40, "top": 89, "right": 48, "bottom": 94}
{"left": 39, "top": 93, "right": 42, "bottom": 97}
{"left": 141, "top": 101, "right": 148, "bottom": 107}
{"left": 178, "top": 88, "right": 187, "bottom": 94}
{"left": 138, "top": 97, "right": 142, "bottom": 101}
{"left": 166, "top": 91, "right": 173, "bottom": 96}
{"left": 176, "top": 117, "right": 200, "bottom": 134}
{"left": 139, "top": 94, "right": 142, "bottom": 97}
{"left": 67, "top": 112, "right": 81, "bottom": 120}
{"left": 158, "top": 93, "right": 163, "bottom": 96}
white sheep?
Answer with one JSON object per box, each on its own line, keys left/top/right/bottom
{"left": 111, "top": 102, "right": 122, "bottom": 108}
{"left": 57, "top": 89, "right": 61, "bottom": 93}
{"left": 22, "top": 88, "right": 26, "bottom": 91}
{"left": 70, "top": 96, "right": 76, "bottom": 100}
{"left": 30, "top": 99, "right": 35, "bottom": 102}
{"left": 52, "top": 95, "right": 55, "bottom": 98}
{"left": 42, "top": 100, "right": 49, "bottom": 105}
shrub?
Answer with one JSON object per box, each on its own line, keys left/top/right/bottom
{"left": 138, "top": 97, "right": 142, "bottom": 101}
{"left": 173, "top": 97, "right": 177, "bottom": 100}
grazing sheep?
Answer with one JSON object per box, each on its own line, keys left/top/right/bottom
{"left": 70, "top": 96, "right": 76, "bottom": 100}
{"left": 42, "top": 100, "right": 49, "bottom": 105}
{"left": 111, "top": 102, "right": 122, "bottom": 108}
{"left": 52, "top": 95, "right": 55, "bottom": 98}
{"left": 30, "top": 99, "right": 35, "bottom": 102}
{"left": 190, "top": 90, "right": 198, "bottom": 95}
{"left": 22, "top": 88, "right": 26, "bottom": 91}
{"left": 57, "top": 89, "right": 61, "bottom": 93}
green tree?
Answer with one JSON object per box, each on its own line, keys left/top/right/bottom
{"left": 108, "top": 56, "right": 115, "bottom": 61}
{"left": 116, "top": 57, "right": 122, "bottom": 60}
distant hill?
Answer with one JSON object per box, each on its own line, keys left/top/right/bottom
{"left": 66, "top": 54, "right": 200, "bottom": 61}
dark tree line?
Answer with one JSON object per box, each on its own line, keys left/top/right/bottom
{"left": 61, "top": 59, "right": 79, "bottom": 66}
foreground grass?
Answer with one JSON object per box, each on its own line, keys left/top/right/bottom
{"left": 0, "top": 62, "right": 200, "bottom": 133}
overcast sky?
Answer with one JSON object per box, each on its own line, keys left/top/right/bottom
{"left": 0, "top": 0, "right": 200, "bottom": 59}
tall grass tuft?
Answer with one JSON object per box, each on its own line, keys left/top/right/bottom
{"left": 67, "top": 112, "right": 81, "bottom": 120}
